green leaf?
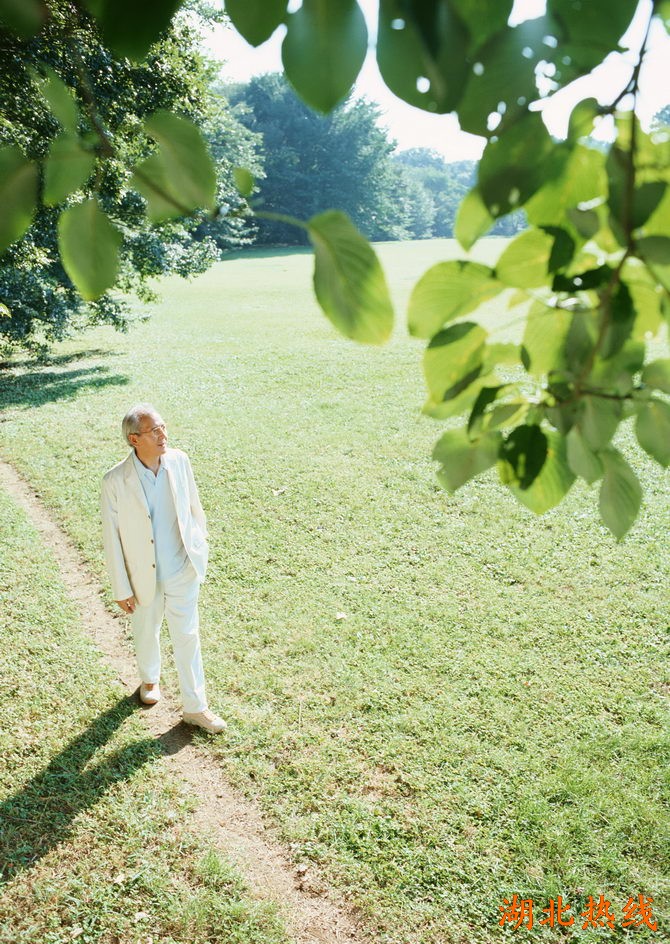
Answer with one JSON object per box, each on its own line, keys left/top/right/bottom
{"left": 567, "top": 206, "right": 600, "bottom": 239}
{"left": 545, "top": 226, "right": 576, "bottom": 273}
{"left": 636, "top": 400, "right": 670, "bottom": 466}
{"left": 454, "top": 187, "right": 492, "bottom": 250}
{"left": 638, "top": 235, "right": 670, "bottom": 292}
{"left": 547, "top": 0, "right": 638, "bottom": 68}
{"left": 498, "top": 424, "right": 548, "bottom": 490}
{"left": 631, "top": 182, "right": 666, "bottom": 229}
{"left": 656, "top": 0, "right": 670, "bottom": 33}
{"left": 467, "top": 384, "right": 508, "bottom": 437}
{"left": 468, "top": 385, "right": 527, "bottom": 436}
{"left": 44, "top": 134, "right": 95, "bottom": 206}
{"left": 0, "top": 0, "right": 44, "bottom": 37}
{"left": 422, "top": 375, "right": 498, "bottom": 420}
{"left": 609, "top": 168, "right": 666, "bottom": 231}
{"left": 508, "top": 430, "right": 576, "bottom": 513}
{"left": 488, "top": 400, "right": 529, "bottom": 430}
{"left": 82, "top": 0, "right": 184, "bottom": 61}
{"left": 457, "top": 16, "right": 556, "bottom": 136}
{"left": 0, "top": 146, "right": 38, "bottom": 252}
{"left": 307, "top": 210, "right": 394, "bottom": 345}
{"left": 478, "top": 112, "right": 562, "bottom": 216}
{"left": 522, "top": 302, "right": 572, "bottom": 377}
{"left": 450, "top": 0, "right": 513, "bottom": 48}
{"left": 566, "top": 427, "right": 603, "bottom": 483}
{"left": 567, "top": 98, "right": 600, "bottom": 140}
{"left": 525, "top": 144, "right": 606, "bottom": 226}
{"left": 432, "top": 429, "right": 501, "bottom": 493}
{"left": 57, "top": 198, "right": 121, "bottom": 301}
{"left": 642, "top": 358, "right": 670, "bottom": 393}
{"left": 482, "top": 342, "right": 521, "bottom": 368}
{"left": 282, "top": 0, "right": 367, "bottom": 112}
{"left": 643, "top": 181, "right": 670, "bottom": 236}
{"left": 588, "top": 341, "right": 644, "bottom": 396}
{"left": 423, "top": 322, "right": 488, "bottom": 402}
{"left": 599, "top": 448, "right": 641, "bottom": 539}
{"left": 496, "top": 228, "right": 554, "bottom": 288}
{"left": 623, "top": 262, "right": 664, "bottom": 339}
{"left": 33, "top": 66, "right": 79, "bottom": 133}
{"left": 224, "top": 0, "right": 287, "bottom": 46}
{"left": 553, "top": 265, "right": 612, "bottom": 293}
{"left": 377, "top": 0, "right": 470, "bottom": 114}
{"left": 408, "top": 260, "right": 502, "bottom": 338}
{"left": 233, "top": 166, "right": 254, "bottom": 197}
{"left": 132, "top": 111, "right": 216, "bottom": 221}
{"left": 579, "top": 396, "right": 622, "bottom": 450}
{"left": 601, "top": 282, "right": 635, "bottom": 360}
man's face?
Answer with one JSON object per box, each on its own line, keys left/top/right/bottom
{"left": 129, "top": 411, "right": 168, "bottom": 464}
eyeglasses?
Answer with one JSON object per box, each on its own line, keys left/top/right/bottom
{"left": 134, "top": 424, "right": 167, "bottom": 438}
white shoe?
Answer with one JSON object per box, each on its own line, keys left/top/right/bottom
{"left": 182, "top": 708, "right": 227, "bottom": 734}
{"left": 139, "top": 682, "right": 161, "bottom": 705}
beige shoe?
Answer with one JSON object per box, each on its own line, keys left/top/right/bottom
{"left": 139, "top": 682, "right": 161, "bottom": 705}
{"left": 182, "top": 708, "right": 227, "bottom": 734}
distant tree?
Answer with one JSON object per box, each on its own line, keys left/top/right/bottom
{"left": 196, "top": 86, "right": 264, "bottom": 252}
{"left": 652, "top": 103, "right": 670, "bottom": 128}
{"left": 395, "top": 149, "right": 526, "bottom": 238}
{"left": 396, "top": 168, "right": 436, "bottom": 238}
{"left": 228, "top": 74, "right": 409, "bottom": 244}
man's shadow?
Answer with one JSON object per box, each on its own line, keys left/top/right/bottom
{"left": 0, "top": 695, "right": 164, "bottom": 885}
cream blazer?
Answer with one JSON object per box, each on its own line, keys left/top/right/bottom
{"left": 101, "top": 447, "right": 208, "bottom": 606}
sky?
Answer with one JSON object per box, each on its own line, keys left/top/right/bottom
{"left": 201, "top": 0, "right": 670, "bottom": 162}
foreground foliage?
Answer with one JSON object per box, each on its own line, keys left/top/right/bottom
{"left": 1, "top": 0, "right": 669, "bottom": 534}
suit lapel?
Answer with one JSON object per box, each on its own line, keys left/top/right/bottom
{"left": 123, "top": 451, "right": 150, "bottom": 514}
{"left": 162, "top": 452, "right": 183, "bottom": 526}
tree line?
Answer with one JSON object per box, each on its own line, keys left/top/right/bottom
{"left": 213, "top": 73, "right": 525, "bottom": 247}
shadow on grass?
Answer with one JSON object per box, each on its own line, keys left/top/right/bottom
{"left": 222, "top": 245, "right": 312, "bottom": 261}
{"left": 0, "top": 363, "right": 128, "bottom": 412}
{"left": 1, "top": 349, "right": 118, "bottom": 371}
{"left": 0, "top": 695, "right": 160, "bottom": 885}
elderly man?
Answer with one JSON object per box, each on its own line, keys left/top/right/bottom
{"left": 101, "top": 403, "right": 226, "bottom": 734}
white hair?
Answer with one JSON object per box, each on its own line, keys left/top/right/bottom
{"left": 121, "top": 403, "right": 159, "bottom": 445}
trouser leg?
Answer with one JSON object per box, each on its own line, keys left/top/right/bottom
{"left": 163, "top": 565, "right": 207, "bottom": 713}
{"left": 130, "top": 583, "right": 165, "bottom": 685}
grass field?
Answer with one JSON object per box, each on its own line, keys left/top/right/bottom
{"left": 1, "top": 238, "right": 669, "bottom": 943}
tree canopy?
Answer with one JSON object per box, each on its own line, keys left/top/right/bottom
{"left": 0, "top": 0, "right": 254, "bottom": 355}
{"left": 394, "top": 149, "right": 526, "bottom": 239}
{"left": 1, "top": 0, "right": 669, "bottom": 536}
{"left": 229, "top": 74, "right": 410, "bottom": 244}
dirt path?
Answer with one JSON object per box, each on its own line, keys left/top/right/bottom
{"left": 0, "top": 458, "right": 369, "bottom": 944}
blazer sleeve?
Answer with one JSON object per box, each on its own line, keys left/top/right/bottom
{"left": 185, "top": 455, "right": 208, "bottom": 538}
{"left": 100, "top": 474, "right": 134, "bottom": 600}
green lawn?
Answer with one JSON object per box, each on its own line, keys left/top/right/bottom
{"left": 0, "top": 489, "right": 289, "bottom": 944}
{"left": 1, "top": 238, "right": 669, "bottom": 943}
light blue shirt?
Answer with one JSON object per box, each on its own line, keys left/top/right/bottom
{"left": 133, "top": 453, "right": 188, "bottom": 582}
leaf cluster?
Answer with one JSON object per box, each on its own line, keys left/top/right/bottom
{"left": 0, "top": 1, "right": 253, "bottom": 352}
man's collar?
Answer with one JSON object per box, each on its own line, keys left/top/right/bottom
{"left": 132, "top": 450, "right": 163, "bottom": 476}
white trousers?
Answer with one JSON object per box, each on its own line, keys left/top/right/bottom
{"left": 130, "top": 563, "right": 207, "bottom": 713}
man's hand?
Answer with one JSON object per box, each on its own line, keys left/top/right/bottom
{"left": 116, "top": 596, "right": 137, "bottom": 615}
